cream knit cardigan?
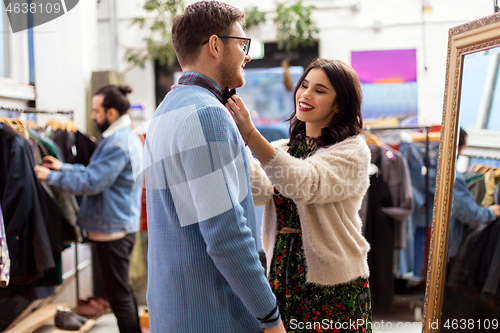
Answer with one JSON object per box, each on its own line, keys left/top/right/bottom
{"left": 248, "top": 135, "right": 371, "bottom": 286}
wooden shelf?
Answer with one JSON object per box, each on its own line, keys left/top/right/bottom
{"left": 4, "top": 304, "right": 68, "bottom": 333}
{"left": 50, "top": 319, "right": 96, "bottom": 333}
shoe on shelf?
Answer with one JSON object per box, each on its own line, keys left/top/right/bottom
{"left": 55, "top": 307, "right": 84, "bottom": 330}
{"left": 86, "top": 296, "right": 112, "bottom": 313}
{"left": 73, "top": 297, "right": 108, "bottom": 319}
{"left": 70, "top": 309, "right": 88, "bottom": 324}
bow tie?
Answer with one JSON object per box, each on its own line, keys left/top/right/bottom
{"left": 222, "top": 87, "right": 237, "bottom": 104}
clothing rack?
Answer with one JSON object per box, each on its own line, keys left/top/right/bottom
{"left": 364, "top": 125, "right": 432, "bottom": 229}
{"left": 363, "top": 125, "right": 432, "bottom": 320}
{"left": 465, "top": 155, "right": 500, "bottom": 160}
{"left": 0, "top": 105, "right": 84, "bottom": 324}
{"left": 0, "top": 106, "right": 74, "bottom": 119}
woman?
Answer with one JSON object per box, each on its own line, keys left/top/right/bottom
{"left": 226, "top": 59, "right": 372, "bottom": 332}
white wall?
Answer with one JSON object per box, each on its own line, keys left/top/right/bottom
{"left": 33, "top": 0, "right": 98, "bottom": 130}
{"left": 97, "top": 0, "right": 156, "bottom": 127}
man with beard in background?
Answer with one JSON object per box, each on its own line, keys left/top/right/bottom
{"left": 143, "top": 1, "right": 285, "bottom": 332}
{"left": 35, "top": 85, "right": 143, "bottom": 333}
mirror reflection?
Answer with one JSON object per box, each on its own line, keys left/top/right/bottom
{"left": 441, "top": 46, "right": 500, "bottom": 332}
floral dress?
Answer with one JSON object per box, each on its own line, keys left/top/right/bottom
{"left": 268, "top": 133, "right": 372, "bottom": 332}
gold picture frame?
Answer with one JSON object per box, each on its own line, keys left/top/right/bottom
{"left": 423, "top": 12, "right": 500, "bottom": 332}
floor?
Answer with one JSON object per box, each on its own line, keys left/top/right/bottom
{"left": 33, "top": 305, "right": 148, "bottom": 333}
{"left": 372, "top": 300, "right": 424, "bottom": 333}
{"left": 34, "top": 301, "right": 423, "bottom": 333}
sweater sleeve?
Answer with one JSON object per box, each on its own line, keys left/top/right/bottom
{"left": 246, "top": 147, "right": 274, "bottom": 206}
{"left": 181, "top": 108, "right": 280, "bottom": 328}
{"left": 262, "top": 136, "right": 371, "bottom": 205}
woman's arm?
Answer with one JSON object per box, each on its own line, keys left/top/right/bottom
{"left": 226, "top": 95, "right": 276, "bottom": 164}
{"left": 262, "top": 137, "right": 370, "bottom": 205}
{"left": 246, "top": 147, "right": 274, "bottom": 206}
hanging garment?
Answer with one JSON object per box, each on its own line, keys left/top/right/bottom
{"left": 360, "top": 143, "right": 414, "bottom": 302}
{"left": 32, "top": 128, "right": 63, "bottom": 161}
{"left": 29, "top": 134, "right": 81, "bottom": 245}
{"left": 482, "top": 170, "right": 499, "bottom": 207}
{"left": 448, "top": 219, "right": 500, "bottom": 294}
{"left": 360, "top": 144, "right": 414, "bottom": 248}
{"left": 51, "top": 129, "right": 98, "bottom": 205}
{"left": 0, "top": 123, "right": 55, "bottom": 284}
{"left": 467, "top": 175, "right": 486, "bottom": 205}
{"left": 0, "top": 204, "right": 9, "bottom": 288}
{"left": 481, "top": 189, "right": 500, "bottom": 301}
{"left": 399, "top": 140, "right": 440, "bottom": 279}
{"left": 52, "top": 129, "right": 97, "bottom": 167}
{"left": 495, "top": 181, "right": 500, "bottom": 204}
{"left": 364, "top": 153, "right": 396, "bottom": 311}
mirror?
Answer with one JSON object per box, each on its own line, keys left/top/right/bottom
{"left": 424, "top": 13, "right": 500, "bottom": 332}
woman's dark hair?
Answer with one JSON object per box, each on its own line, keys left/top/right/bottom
{"left": 94, "top": 85, "right": 132, "bottom": 116}
{"left": 459, "top": 127, "right": 468, "bottom": 148}
{"left": 288, "top": 58, "right": 363, "bottom": 149}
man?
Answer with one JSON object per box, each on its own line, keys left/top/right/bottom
{"left": 448, "top": 127, "right": 500, "bottom": 260}
{"left": 35, "top": 85, "right": 143, "bottom": 333}
{"left": 144, "top": 1, "right": 285, "bottom": 332}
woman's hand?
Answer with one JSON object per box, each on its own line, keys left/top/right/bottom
{"left": 43, "top": 155, "right": 62, "bottom": 171}
{"left": 226, "top": 94, "right": 277, "bottom": 163}
{"left": 263, "top": 320, "right": 287, "bottom": 333}
{"left": 225, "top": 94, "right": 255, "bottom": 143}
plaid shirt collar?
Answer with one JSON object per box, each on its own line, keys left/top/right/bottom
{"left": 171, "top": 71, "right": 232, "bottom": 104}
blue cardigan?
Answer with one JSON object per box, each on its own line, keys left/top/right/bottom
{"left": 145, "top": 85, "right": 280, "bottom": 332}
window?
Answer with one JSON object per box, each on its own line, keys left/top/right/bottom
{"left": 238, "top": 66, "right": 303, "bottom": 125}
{"left": 460, "top": 48, "right": 500, "bottom": 131}
{"left": 0, "top": 9, "right": 11, "bottom": 78}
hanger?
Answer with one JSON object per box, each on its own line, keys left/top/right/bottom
{"left": 0, "top": 117, "right": 30, "bottom": 139}
{"left": 27, "top": 120, "right": 38, "bottom": 129}
{"left": 493, "top": 167, "right": 500, "bottom": 180}
{"left": 473, "top": 164, "right": 492, "bottom": 174}
{"left": 64, "top": 120, "right": 77, "bottom": 132}
{"left": 45, "top": 119, "right": 62, "bottom": 131}
{"left": 472, "top": 164, "right": 485, "bottom": 174}
{"left": 0, "top": 117, "right": 15, "bottom": 128}
{"left": 410, "top": 131, "right": 441, "bottom": 142}
{"left": 364, "top": 132, "right": 382, "bottom": 148}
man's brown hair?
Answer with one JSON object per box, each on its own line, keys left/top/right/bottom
{"left": 172, "top": 1, "right": 245, "bottom": 66}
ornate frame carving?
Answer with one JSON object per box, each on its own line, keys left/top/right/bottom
{"left": 423, "top": 12, "right": 500, "bottom": 332}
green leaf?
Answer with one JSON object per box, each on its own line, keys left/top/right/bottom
{"left": 125, "top": 0, "right": 183, "bottom": 68}
{"left": 274, "top": 0, "right": 318, "bottom": 52}
{"left": 245, "top": 6, "right": 266, "bottom": 29}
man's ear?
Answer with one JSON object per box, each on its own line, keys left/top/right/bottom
{"left": 207, "top": 35, "right": 222, "bottom": 59}
{"left": 106, "top": 108, "right": 120, "bottom": 122}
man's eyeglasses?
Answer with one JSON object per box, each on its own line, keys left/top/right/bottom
{"left": 202, "top": 36, "right": 251, "bottom": 55}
